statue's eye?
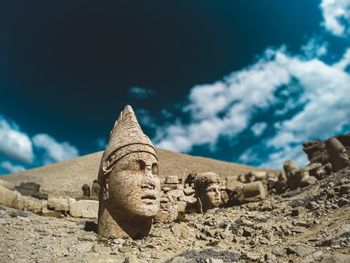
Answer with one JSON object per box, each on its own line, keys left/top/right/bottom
{"left": 137, "top": 160, "right": 146, "bottom": 171}
{"left": 152, "top": 163, "right": 159, "bottom": 175}
{"left": 127, "top": 160, "right": 145, "bottom": 171}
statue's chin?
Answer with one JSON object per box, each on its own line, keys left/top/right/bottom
{"left": 131, "top": 203, "right": 159, "bottom": 218}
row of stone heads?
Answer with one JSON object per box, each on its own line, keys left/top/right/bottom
{"left": 81, "top": 171, "right": 272, "bottom": 216}
{"left": 282, "top": 136, "right": 350, "bottom": 191}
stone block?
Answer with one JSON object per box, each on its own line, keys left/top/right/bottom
{"left": 0, "top": 184, "right": 22, "bottom": 209}
{"left": 178, "top": 195, "right": 197, "bottom": 204}
{"left": 21, "top": 196, "right": 46, "bottom": 213}
{"left": 183, "top": 187, "right": 195, "bottom": 196}
{"left": 177, "top": 201, "right": 187, "bottom": 212}
{"left": 69, "top": 198, "right": 98, "bottom": 218}
{"left": 168, "top": 189, "right": 184, "bottom": 200}
{"left": 47, "top": 196, "right": 69, "bottom": 212}
{"left": 162, "top": 186, "right": 171, "bottom": 193}
{"left": 0, "top": 179, "right": 15, "bottom": 191}
{"left": 165, "top": 176, "right": 179, "bottom": 184}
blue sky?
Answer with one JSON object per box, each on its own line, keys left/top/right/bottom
{"left": 0, "top": 0, "right": 350, "bottom": 174}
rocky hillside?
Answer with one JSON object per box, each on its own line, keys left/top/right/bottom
{"left": 1, "top": 148, "right": 274, "bottom": 198}
{"left": 0, "top": 167, "right": 349, "bottom": 263}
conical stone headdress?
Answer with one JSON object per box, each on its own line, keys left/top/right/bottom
{"left": 101, "top": 105, "right": 158, "bottom": 177}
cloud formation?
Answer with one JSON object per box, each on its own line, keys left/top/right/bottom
{"left": 156, "top": 46, "right": 350, "bottom": 168}
{"left": 0, "top": 161, "right": 26, "bottom": 173}
{"left": 320, "top": 0, "right": 350, "bottom": 36}
{"left": 33, "top": 134, "right": 79, "bottom": 165}
{"left": 251, "top": 122, "right": 267, "bottom": 137}
{"left": 128, "top": 86, "right": 155, "bottom": 100}
{"left": 0, "top": 115, "right": 80, "bottom": 173}
{"left": 0, "top": 116, "right": 34, "bottom": 163}
{"left": 156, "top": 51, "right": 291, "bottom": 153}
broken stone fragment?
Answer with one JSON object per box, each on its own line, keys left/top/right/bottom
{"left": 162, "top": 186, "right": 171, "bottom": 192}
{"left": 0, "top": 184, "right": 22, "bottom": 209}
{"left": 165, "top": 176, "right": 180, "bottom": 184}
{"left": 167, "top": 189, "right": 184, "bottom": 200}
{"left": 0, "top": 179, "right": 15, "bottom": 191}
{"left": 177, "top": 201, "right": 187, "bottom": 212}
{"left": 47, "top": 196, "right": 69, "bottom": 212}
{"left": 326, "top": 137, "right": 350, "bottom": 172}
{"left": 0, "top": 184, "right": 46, "bottom": 213}
{"left": 178, "top": 195, "right": 197, "bottom": 204}
{"left": 183, "top": 187, "right": 195, "bottom": 196}
{"left": 69, "top": 198, "right": 98, "bottom": 218}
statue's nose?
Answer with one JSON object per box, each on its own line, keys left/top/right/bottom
{"left": 142, "top": 165, "right": 156, "bottom": 189}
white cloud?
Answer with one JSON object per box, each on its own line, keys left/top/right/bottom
{"left": 301, "top": 37, "right": 328, "bottom": 59}
{"left": 136, "top": 108, "right": 157, "bottom": 129}
{"left": 0, "top": 117, "right": 34, "bottom": 163}
{"left": 157, "top": 47, "right": 350, "bottom": 169}
{"left": 156, "top": 51, "right": 291, "bottom": 152}
{"left": 320, "top": 0, "right": 350, "bottom": 36}
{"left": 32, "top": 134, "right": 79, "bottom": 164}
{"left": 334, "top": 48, "right": 350, "bottom": 70}
{"left": 260, "top": 146, "right": 308, "bottom": 169}
{"left": 128, "top": 86, "right": 155, "bottom": 99}
{"left": 0, "top": 161, "right": 26, "bottom": 173}
{"left": 251, "top": 122, "right": 267, "bottom": 136}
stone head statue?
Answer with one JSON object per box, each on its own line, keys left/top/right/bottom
{"left": 194, "top": 172, "right": 222, "bottom": 214}
{"left": 82, "top": 184, "right": 90, "bottom": 198}
{"left": 97, "top": 105, "right": 161, "bottom": 239}
{"left": 325, "top": 137, "right": 350, "bottom": 172}
{"left": 91, "top": 179, "right": 100, "bottom": 198}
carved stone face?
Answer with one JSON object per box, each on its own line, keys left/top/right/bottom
{"left": 203, "top": 183, "right": 221, "bottom": 209}
{"left": 194, "top": 172, "right": 222, "bottom": 213}
{"left": 107, "top": 152, "right": 160, "bottom": 217}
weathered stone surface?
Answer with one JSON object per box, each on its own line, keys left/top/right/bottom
{"left": 183, "top": 187, "right": 195, "bottom": 196}
{"left": 21, "top": 196, "right": 46, "bottom": 213}
{"left": 165, "top": 176, "right": 180, "bottom": 184}
{"left": 124, "top": 255, "right": 140, "bottom": 263}
{"left": 47, "top": 196, "right": 69, "bottom": 212}
{"left": 326, "top": 137, "right": 350, "bottom": 172}
{"left": 69, "top": 198, "right": 98, "bottom": 218}
{"left": 75, "top": 242, "right": 94, "bottom": 253}
{"left": 97, "top": 105, "right": 161, "bottom": 239}
{"left": 154, "top": 210, "right": 170, "bottom": 223}
{"left": 0, "top": 179, "right": 15, "bottom": 191}
{"left": 178, "top": 195, "right": 197, "bottom": 204}
{"left": 162, "top": 186, "right": 171, "bottom": 192}
{"left": 242, "top": 181, "right": 267, "bottom": 201}
{"left": 168, "top": 189, "right": 184, "bottom": 200}
{"left": 177, "top": 201, "right": 187, "bottom": 212}
{"left": 0, "top": 184, "right": 22, "bottom": 209}
{"left": 318, "top": 253, "right": 350, "bottom": 263}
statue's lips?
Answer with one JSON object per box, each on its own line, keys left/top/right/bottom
{"left": 141, "top": 192, "right": 157, "bottom": 204}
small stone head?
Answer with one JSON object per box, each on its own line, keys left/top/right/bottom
{"left": 194, "top": 172, "right": 222, "bottom": 213}
{"left": 82, "top": 184, "right": 90, "bottom": 197}
{"left": 325, "top": 137, "right": 350, "bottom": 172}
{"left": 97, "top": 105, "right": 161, "bottom": 239}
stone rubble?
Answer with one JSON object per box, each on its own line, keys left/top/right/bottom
{"left": 0, "top": 166, "right": 349, "bottom": 262}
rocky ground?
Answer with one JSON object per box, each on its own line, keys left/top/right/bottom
{"left": 1, "top": 168, "right": 350, "bottom": 263}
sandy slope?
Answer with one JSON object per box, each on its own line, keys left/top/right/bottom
{"left": 1, "top": 148, "right": 275, "bottom": 197}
